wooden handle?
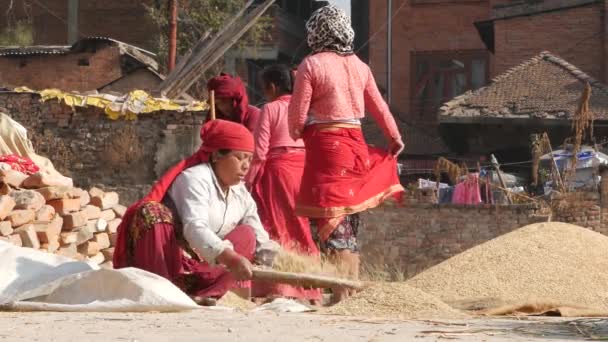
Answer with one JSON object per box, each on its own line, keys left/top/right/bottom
{"left": 209, "top": 90, "right": 216, "bottom": 120}
{"left": 252, "top": 267, "right": 367, "bottom": 291}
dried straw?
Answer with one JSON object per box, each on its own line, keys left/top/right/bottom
{"left": 271, "top": 250, "right": 337, "bottom": 276}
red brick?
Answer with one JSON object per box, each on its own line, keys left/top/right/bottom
{"left": 36, "top": 205, "right": 56, "bottom": 222}
{"left": 22, "top": 172, "right": 73, "bottom": 189}
{"left": 101, "top": 247, "right": 115, "bottom": 261}
{"left": 82, "top": 205, "right": 101, "bottom": 220}
{"left": 94, "top": 232, "right": 111, "bottom": 249}
{"left": 40, "top": 241, "right": 60, "bottom": 253}
{"left": 0, "top": 169, "right": 28, "bottom": 188}
{"left": 63, "top": 211, "right": 88, "bottom": 230}
{"left": 60, "top": 231, "right": 78, "bottom": 245}
{"left": 107, "top": 218, "right": 121, "bottom": 234}
{"left": 72, "top": 226, "right": 94, "bottom": 245}
{"left": 35, "top": 186, "right": 80, "bottom": 202}
{"left": 0, "top": 195, "right": 16, "bottom": 220}
{"left": 34, "top": 216, "right": 63, "bottom": 243}
{"left": 91, "top": 192, "right": 120, "bottom": 210}
{"left": 0, "top": 221, "right": 13, "bottom": 236}
{"left": 78, "top": 240, "right": 100, "bottom": 256}
{"left": 56, "top": 244, "right": 77, "bottom": 259}
{"left": 48, "top": 198, "right": 81, "bottom": 215}
{"left": 14, "top": 224, "right": 40, "bottom": 249}
{"left": 8, "top": 210, "right": 35, "bottom": 227}
{"left": 99, "top": 209, "right": 116, "bottom": 222}
{"left": 112, "top": 204, "right": 127, "bottom": 218}
{"left": 87, "top": 252, "right": 105, "bottom": 265}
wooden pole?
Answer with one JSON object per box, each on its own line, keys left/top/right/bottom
{"left": 490, "top": 154, "right": 513, "bottom": 204}
{"left": 167, "top": 0, "right": 178, "bottom": 72}
{"left": 542, "top": 133, "right": 565, "bottom": 192}
{"left": 209, "top": 90, "right": 216, "bottom": 120}
{"left": 252, "top": 268, "right": 367, "bottom": 291}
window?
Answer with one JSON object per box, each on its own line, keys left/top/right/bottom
{"left": 411, "top": 50, "right": 489, "bottom": 120}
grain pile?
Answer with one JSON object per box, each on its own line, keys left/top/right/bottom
{"left": 325, "top": 282, "right": 466, "bottom": 319}
{"left": 0, "top": 168, "right": 123, "bottom": 267}
{"left": 217, "top": 292, "right": 257, "bottom": 311}
{"left": 407, "top": 222, "right": 608, "bottom": 311}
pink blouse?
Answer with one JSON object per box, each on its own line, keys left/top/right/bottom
{"left": 246, "top": 95, "right": 305, "bottom": 184}
{"left": 287, "top": 52, "right": 401, "bottom": 141}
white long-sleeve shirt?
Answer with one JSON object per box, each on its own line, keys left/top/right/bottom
{"left": 166, "top": 163, "right": 271, "bottom": 264}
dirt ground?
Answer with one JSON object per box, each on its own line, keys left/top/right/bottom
{"left": 0, "top": 310, "right": 605, "bottom": 341}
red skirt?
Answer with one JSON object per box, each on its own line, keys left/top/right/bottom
{"left": 297, "top": 124, "right": 404, "bottom": 242}
{"left": 251, "top": 150, "right": 321, "bottom": 301}
{"left": 126, "top": 201, "right": 256, "bottom": 299}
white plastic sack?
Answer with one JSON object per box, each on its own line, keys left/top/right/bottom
{"left": 252, "top": 298, "right": 315, "bottom": 313}
{"left": 0, "top": 241, "right": 199, "bottom": 312}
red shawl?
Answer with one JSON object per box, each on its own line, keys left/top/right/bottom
{"left": 207, "top": 73, "right": 250, "bottom": 124}
{"left": 113, "top": 119, "right": 254, "bottom": 268}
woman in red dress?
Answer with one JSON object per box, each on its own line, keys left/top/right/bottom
{"left": 207, "top": 73, "right": 260, "bottom": 132}
{"left": 246, "top": 64, "right": 321, "bottom": 304}
{"left": 288, "top": 5, "right": 405, "bottom": 302}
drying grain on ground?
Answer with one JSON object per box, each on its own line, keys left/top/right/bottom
{"left": 407, "top": 222, "right": 608, "bottom": 311}
{"left": 217, "top": 292, "right": 257, "bottom": 311}
{"left": 325, "top": 282, "right": 467, "bottom": 319}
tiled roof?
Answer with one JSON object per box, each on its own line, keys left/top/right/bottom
{"left": 439, "top": 51, "right": 608, "bottom": 122}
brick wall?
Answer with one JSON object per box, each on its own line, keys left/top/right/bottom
{"left": 17, "top": 0, "right": 159, "bottom": 50}
{"left": 0, "top": 92, "right": 205, "bottom": 204}
{"left": 0, "top": 46, "right": 123, "bottom": 91}
{"left": 359, "top": 189, "right": 608, "bottom": 279}
{"left": 493, "top": 3, "right": 604, "bottom": 80}
{"left": 359, "top": 202, "right": 545, "bottom": 278}
{"left": 368, "top": 1, "right": 491, "bottom": 126}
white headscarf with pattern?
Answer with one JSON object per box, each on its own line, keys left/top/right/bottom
{"left": 305, "top": 5, "right": 355, "bottom": 55}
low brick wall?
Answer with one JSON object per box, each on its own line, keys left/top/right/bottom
{"left": 358, "top": 203, "right": 546, "bottom": 279}
{"left": 0, "top": 92, "right": 206, "bottom": 203}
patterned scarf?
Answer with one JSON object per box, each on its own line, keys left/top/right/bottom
{"left": 306, "top": 5, "right": 354, "bottom": 55}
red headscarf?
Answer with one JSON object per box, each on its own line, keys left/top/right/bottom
{"left": 113, "top": 119, "right": 254, "bottom": 268}
{"left": 207, "top": 73, "right": 249, "bottom": 124}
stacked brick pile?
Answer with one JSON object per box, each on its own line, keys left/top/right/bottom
{"left": 0, "top": 168, "right": 124, "bottom": 268}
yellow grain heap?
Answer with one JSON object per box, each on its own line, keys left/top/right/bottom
{"left": 407, "top": 222, "right": 608, "bottom": 311}
{"left": 325, "top": 282, "right": 467, "bottom": 319}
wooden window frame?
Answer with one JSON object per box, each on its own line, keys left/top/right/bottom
{"left": 410, "top": 49, "right": 489, "bottom": 121}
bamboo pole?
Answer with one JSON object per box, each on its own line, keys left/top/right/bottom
{"left": 252, "top": 268, "right": 367, "bottom": 291}
{"left": 490, "top": 154, "right": 513, "bottom": 204}
{"left": 209, "top": 90, "right": 216, "bottom": 120}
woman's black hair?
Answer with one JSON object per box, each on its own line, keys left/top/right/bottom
{"left": 260, "top": 64, "right": 293, "bottom": 94}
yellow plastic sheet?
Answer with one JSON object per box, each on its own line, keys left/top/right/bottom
{"left": 13, "top": 87, "right": 208, "bottom": 120}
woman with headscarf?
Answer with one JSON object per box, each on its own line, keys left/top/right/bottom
{"left": 288, "top": 5, "right": 405, "bottom": 302}
{"left": 246, "top": 64, "right": 321, "bottom": 304}
{"left": 207, "top": 73, "right": 261, "bottom": 132}
{"left": 113, "top": 119, "right": 279, "bottom": 305}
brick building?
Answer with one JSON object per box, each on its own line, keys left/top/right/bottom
{"left": 0, "top": 37, "right": 162, "bottom": 93}
{"left": 0, "top": 0, "right": 326, "bottom": 101}
{"left": 366, "top": 0, "right": 608, "bottom": 159}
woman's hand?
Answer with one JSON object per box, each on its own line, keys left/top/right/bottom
{"left": 217, "top": 249, "right": 253, "bottom": 280}
{"left": 389, "top": 138, "right": 405, "bottom": 158}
